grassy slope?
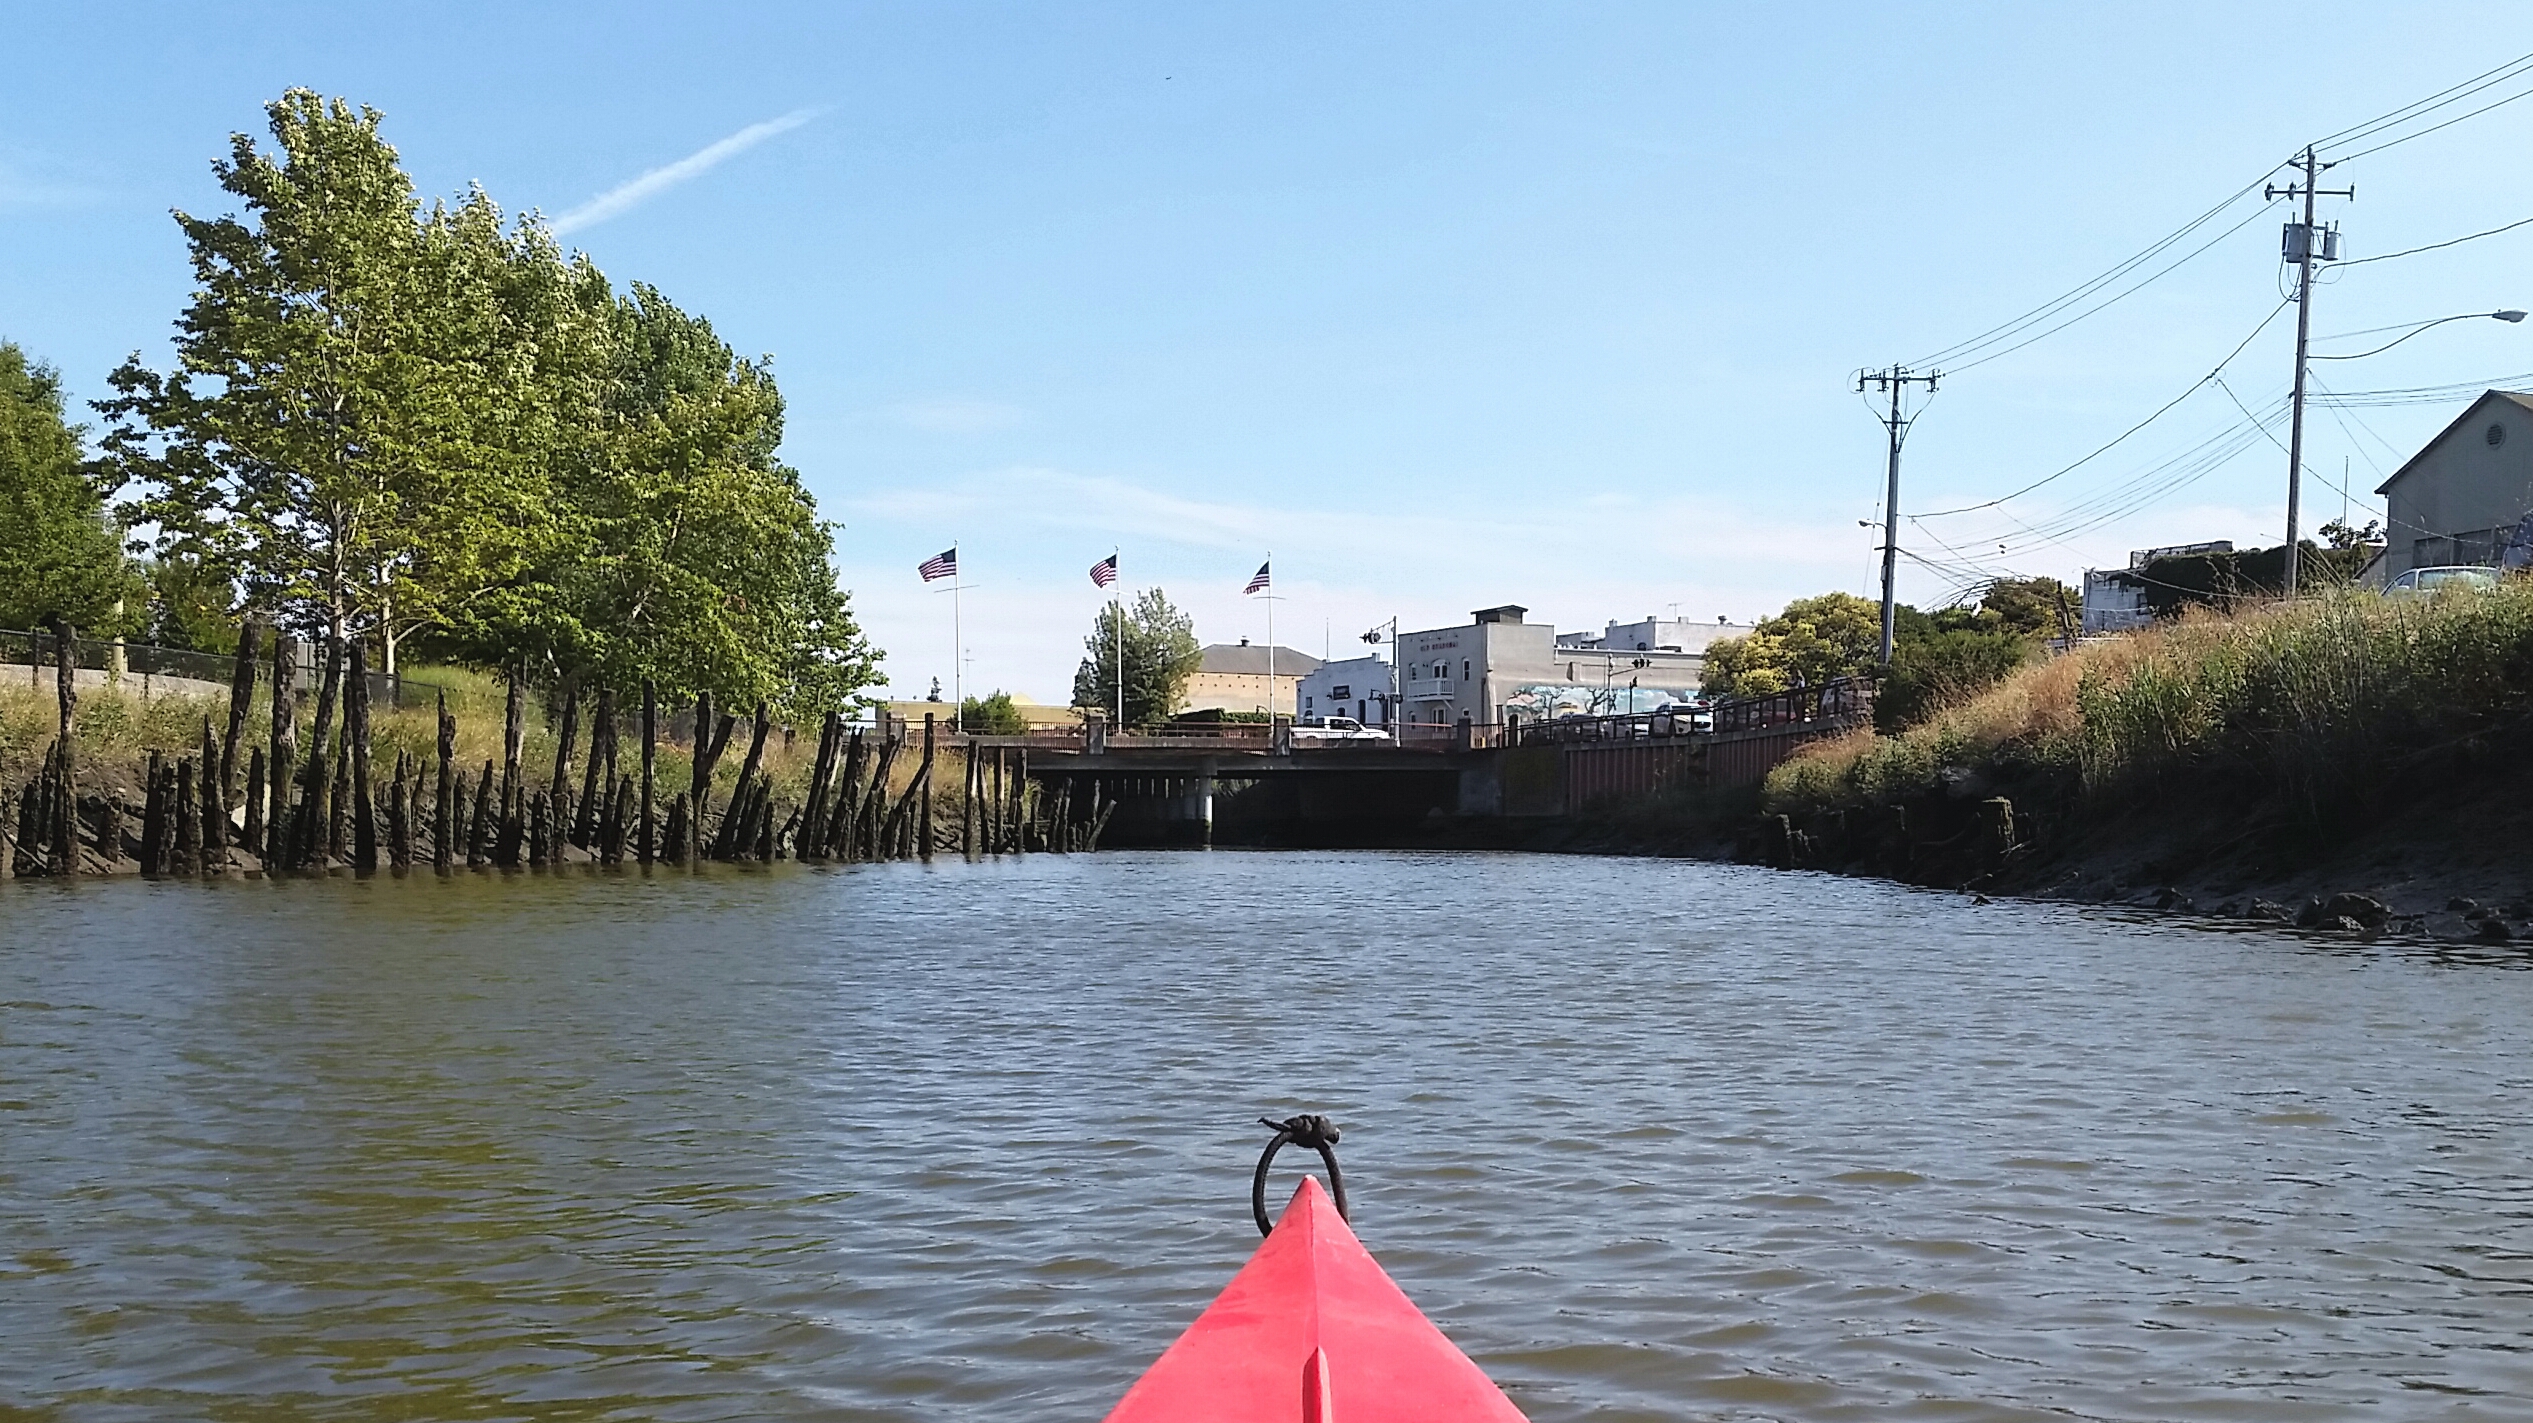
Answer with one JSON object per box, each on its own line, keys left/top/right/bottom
{"left": 1760, "top": 584, "right": 2533, "bottom": 916}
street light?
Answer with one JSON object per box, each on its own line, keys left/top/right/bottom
{"left": 1361, "top": 617, "right": 1398, "bottom": 732}
{"left": 2312, "top": 309, "right": 2528, "bottom": 361}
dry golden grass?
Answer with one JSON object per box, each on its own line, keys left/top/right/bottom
{"left": 1767, "top": 582, "right": 2533, "bottom": 816}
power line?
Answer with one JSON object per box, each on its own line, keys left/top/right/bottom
{"left": 1915, "top": 296, "right": 2292, "bottom": 518}
{"left": 2333, "top": 79, "right": 2533, "bottom": 163}
{"left": 1907, "top": 174, "right": 2283, "bottom": 370}
{"left": 2312, "top": 49, "right": 2533, "bottom": 150}
{"left": 2337, "top": 211, "right": 2533, "bottom": 267}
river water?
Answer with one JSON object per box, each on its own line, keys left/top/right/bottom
{"left": 4, "top": 852, "right": 2531, "bottom": 1421}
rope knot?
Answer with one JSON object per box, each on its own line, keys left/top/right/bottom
{"left": 1262, "top": 1113, "right": 1340, "bottom": 1149}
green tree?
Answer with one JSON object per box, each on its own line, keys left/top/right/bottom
{"left": 140, "top": 553, "right": 242, "bottom": 653}
{"left": 0, "top": 342, "right": 139, "bottom": 632}
{"left": 1701, "top": 591, "right": 1883, "bottom": 698}
{"left": 959, "top": 690, "right": 1026, "bottom": 735}
{"left": 1073, "top": 588, "right": 1202, "bottom": 726}
{"left": 1872, "top": 627, "right": 2032, "bottom": 732}
{"left": 96, "top": 91, "right": 465, "bottom": 653}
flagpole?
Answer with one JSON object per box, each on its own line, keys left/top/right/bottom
{"left": 951, "top": 542, "right": 963, "bottom": 720}
{"left": 1113, "top": 548, "right": 1123, "bottom": 729}
{"left": 1265, "top": 551, "right": 1274, "bottom": 731}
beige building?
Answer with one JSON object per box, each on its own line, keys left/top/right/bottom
{"left": 1180, "top": 641, "right": 1321, "bottom": 716}
{"left": 2376, "top": 390, "right": 2533, "bottom": 582}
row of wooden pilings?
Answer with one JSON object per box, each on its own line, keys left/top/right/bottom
{"left": 5, "top": 619, "right": 1113, "bottom": 879}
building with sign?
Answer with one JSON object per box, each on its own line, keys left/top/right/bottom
{"left": 1397, "top": 605, "right": 1717, "bottom": 728}
{"left": 1296, "top": 654, "right": 1392, "bottom": 726}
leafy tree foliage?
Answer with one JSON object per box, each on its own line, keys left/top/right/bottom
{"left": 94, "top": 89, "right": 879, "bottom": 712}
{"left": 1708, "top": 578, "right": 2068, "bottom": 728}
{"left": 959, "top": 690, "right": 1026, "bottom": 735}
{"left": 1701, "top": 591, "right": 1882, "bottom": 697}
{"left": 1073, "top": 589, "right": 1202, "bottom": 726}
{"left": 0, "top": 342, "right": 139, "bottom": 632}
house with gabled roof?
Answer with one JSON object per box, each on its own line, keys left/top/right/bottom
{"left": 2375, "top": 390, "right": 2533, "bottom": 582}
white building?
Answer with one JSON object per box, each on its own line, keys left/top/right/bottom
{"left": 1297, "top": 654, "right": 1392, "bottom": 726}
{"left": 2082, "top": 541, "right": 2233, "bottom": 634}
{"left": 1554, "top": 615, "right": 1750, "bottom": 656}
{"left": 1399, "top": 605, "right": 1714, "bottom": 728}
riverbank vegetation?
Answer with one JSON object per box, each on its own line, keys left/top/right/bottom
{"left": 1767, "top": 581, "right": 2533, "bottom": 830}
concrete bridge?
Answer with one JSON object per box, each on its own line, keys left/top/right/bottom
{"left": 970, "top": 681, "right": 1870, "bottom": 848}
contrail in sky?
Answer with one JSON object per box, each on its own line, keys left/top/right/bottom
{"left": 551, "top": 108, "right": 818, "bottom": 235}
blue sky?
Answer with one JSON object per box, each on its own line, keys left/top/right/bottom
{"left": 9, "top": 3, "right": 2533, "bottom": 701}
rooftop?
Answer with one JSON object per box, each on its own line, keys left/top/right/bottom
{"left": 1197, "top": 642, "right": 1323, "bottom": 677}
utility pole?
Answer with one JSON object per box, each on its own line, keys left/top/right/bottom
{"left": 2268, "top": 146, "right": 2353, "bottom": 596}
{"left": 1858, "top": 364, "right": 1940, "bottom": 665}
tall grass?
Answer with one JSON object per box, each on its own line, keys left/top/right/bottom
{"left": 1767, "top": 583, "right": 2533, "bottom": 819}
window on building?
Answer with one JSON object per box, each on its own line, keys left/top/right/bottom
{"left": 1462, "top": 659, "right": 1471, "bottom": 681}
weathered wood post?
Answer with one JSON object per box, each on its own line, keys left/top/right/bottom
{"left": 529, "top": 790, "right": 550, "bottom": 867}
{"left": 861, "top": 731, "right": 901, "bottom": 859}
{"left": 1014, "top": 750, "right": 1030, "bottom": 854}
{"left": 48, "top": 619, "right": 77, "bottom": 873}
{"left": 639, "top": 679, "right": 658, "bottom": 865}
{"left": 387, "top": 753, "right": 411, "bottom": 870}
{"left": 549, "top": 683, "right": 580, "bottom": 857}
{"left": 496, "top": 665, "right": 527, "bottom": 866}
{"left": 434, "top": 692, "right": 455, "bottom": 872}
{"left": 348, "top": 638, "right": 376, "bottom": 872}
{"left": 140, "top": 751, "right": 167, "bottom": 876}
{"left": 830, "top": 729, "right": 866, "bottom": 862}
{"left": 326, "top": 735, "right": 351, "bottom": 866}
{"left": 917, "top": 714, "right": 937, "bottom": 863}
{"left": 219, "top": 619, "right": 262, "bottom": 818}
{"left": 574, "top": 686, "right": 608, "bottom": 850}
{"left": 198, "top": 719, "right": 221, "bottom": 872}
{"left": 266, "top": 632, "right": 299, "bottom": 868}
{"left": 802, "top": 711, "right": 839, "bottom": 863}
{"left": 664, "top": 792, "right": 689, "bottom": 862}
{"left": 243, "top": 746, "right": 267, "bottom": 863}
{"left": 171, "top": 755, "right": 196, "bottom": 877}
{"left": 962, "top": 745, "right": 979, "bottom": 860}
{"left": 467, "top": 760, "right": 495, "bottom": 867}
{"left": 715, "top": 702, "right": 773, "bottom": 861}
{"left": 608, "top": 774, "right": 635, "bottom": 863}
{"left": 294, "top": 636, "right": 342, "bottom": 870}
{"left": 1981, "top": 797, "right": 2017, "bottom": 870}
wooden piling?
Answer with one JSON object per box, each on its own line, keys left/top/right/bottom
{"left": 266, "top": 632, "right": 299, "bottom": 868}
{"left": 714, "top": 702, "right": 773, "bottom": 861}
{"left": 496, "top": 666, "right": 527, "bottom": 866}
{"left": 46, "top": 620, "right": 76, "bottom": 874}
{"left": 219, "top": 618, "right": 262, "bottom": 818}
{"left": 467, "top": 760, "right": 494, "bottom": 867}
{"left": 915, "top": 715, "right": 937, "bottom": 863}
{"left": 574, "top": 686, "right": 607, "bottom": 849}
{"left": 387, "top": 755, "right": 411, "bottom": 870}
{"left": 243, "top": 746, "right": 267, "bottom": 864}
{"left": 860, "top": 731, "right": 901, "bottom": 860}
{"left": 348, "top": 638, "right": 377, "bottom": 872}
{"left": 325, "top": 734, "right": 350, "bottom": 867}
{"left": 831, "top": 730, "right": 867, "bottom": 862}
{"left": 294, "top": 636, "right": 342, "bottom": 870}
{"left": 802, "top": 711, "right": 839, "bottom": 862}
{"left": 198, "top": 719, "right": 221, "bottom": 870}
{"left": 434, "top": 692, "right": 456, "bottom": 871}
{"left": 529, "top": 789, "right": 550, "bottom": 867}
{"left": 140, "top": 751, "right": 167, "bottom": 876}
{"left": 607, "top": 774, "right": 635, "bottom": 864}
{"left": 171, "top": 756, "right": 196, "bottom": 877}
{"left": 549, "top": 682, "right": 580, "bottom": 854}
{"left": 639, "top": 679, "right": 657, "bottom": 865}
{"left": 665, "top": 792, "right": 690, "bottom": 863}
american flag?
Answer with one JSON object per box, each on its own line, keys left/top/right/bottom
{"left": 1244, "top": 561, "right": 1271, "bottom": 595}
{"left": 917, "top": 547, "right": 957, "bottom": 582}
{"left": 1089, "top": 554, "right": 1118, "bottom": 588}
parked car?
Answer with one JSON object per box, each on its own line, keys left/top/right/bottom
{"left": 2386, "top": 565, "right": 2501, "bottom": 598}
{"left": 1654, "top": 698, "right": 1715, "bottom": 733}
{"left": 1289, "top": 715, "right": 1391, "bottom": 742}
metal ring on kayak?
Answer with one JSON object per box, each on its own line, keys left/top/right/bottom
{"left": 1253, "top": 1114, "right": 1347, "bottom": 1236}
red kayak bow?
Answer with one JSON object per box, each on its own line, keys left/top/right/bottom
{"left": 1102, "top": 1175, "right": 1530, "bottom": 1422}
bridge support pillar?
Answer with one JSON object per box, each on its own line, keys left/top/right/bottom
{"left": 1198, "top": 756, "right": 1216, "bottom": 848}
